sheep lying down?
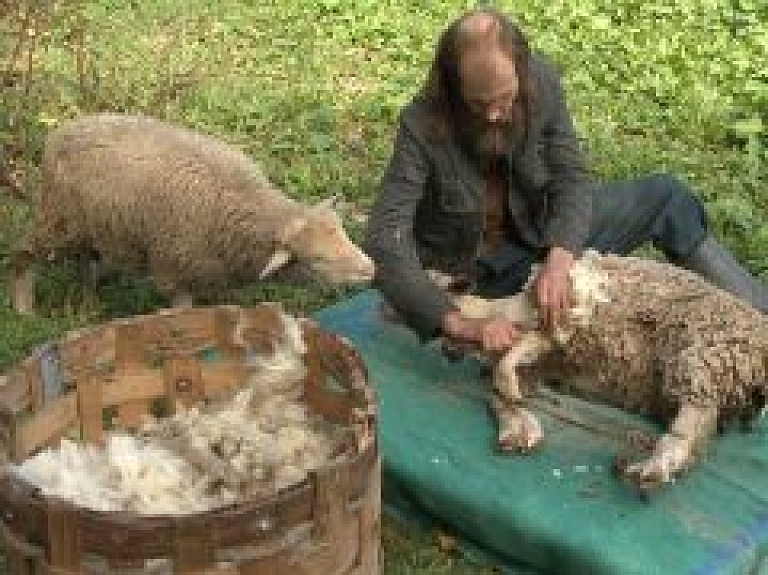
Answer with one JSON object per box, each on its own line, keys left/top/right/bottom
{"left": 10, "top": 113, "right": 374, "bottom": 313}
{"left": 454, "top": 251, "right": 767, "bottom": 489}
{"left": 10, "top": 312, "right": 348, "bottom": 514}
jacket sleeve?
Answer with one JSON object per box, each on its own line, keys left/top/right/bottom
{"left": 537, "top": 62, "right": 593, "bottom": 255}
{"left": 363, "top": 111, "right": 456, "bottom": 340}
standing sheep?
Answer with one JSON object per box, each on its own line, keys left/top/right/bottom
{"left": 454, "top": 251, "right": 768, "bottom": 489}
{"left": 9, "top": 113, "right": 374, "bottom": 312}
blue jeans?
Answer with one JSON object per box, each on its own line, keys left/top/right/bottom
{"left": 475, "top": 174, "right": 709, "bottom": 298}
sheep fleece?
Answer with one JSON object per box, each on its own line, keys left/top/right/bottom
{"left": 523, "top": 255, "right": 767, "bottom": 417}
{"left": 27, "top": 114, "right": 316, "bottom": 291}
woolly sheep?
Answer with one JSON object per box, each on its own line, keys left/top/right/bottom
{"left": 9, "top": 113, "right": 374, "bottom": 313}
{"left": 454, "top": 251, "right": 768, "bottom": 489}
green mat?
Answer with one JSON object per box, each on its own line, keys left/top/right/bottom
{"left": 314, "top": 290, "right": 768, "bottom": 575}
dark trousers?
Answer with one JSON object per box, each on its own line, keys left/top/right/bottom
{"left": 475, "top": 174, "right": 709, "bottom": 298}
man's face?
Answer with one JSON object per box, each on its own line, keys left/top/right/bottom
{"left": 458, "top": 47, "right": 521, "bottom": 156}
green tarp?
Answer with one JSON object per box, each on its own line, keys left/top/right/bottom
{"left": 314, "top": 290, "right": 768, "bottom": 575}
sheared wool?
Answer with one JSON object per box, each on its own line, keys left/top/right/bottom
{"left": 15, "top": 435, "right": 218, "bottom": 514}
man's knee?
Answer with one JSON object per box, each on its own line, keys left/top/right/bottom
{"left": 643, "top": 173, "right": 698, "bottom": 209}
{"left": 645, "top": 173, "right": 709, "bottom": 259}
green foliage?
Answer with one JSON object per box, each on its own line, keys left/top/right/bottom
{"left": 0, "top": 1, "right": 765, "bottom": 572}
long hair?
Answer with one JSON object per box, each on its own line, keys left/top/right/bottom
{"left": 423, "top": 9, "right": 534, "bottom": 143}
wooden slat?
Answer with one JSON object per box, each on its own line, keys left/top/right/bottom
{"left": 0, "top": 371, "right": 32, "bottom": 415}
{"left": 114, "top": 322, "right": 146, "bottom": 369}
{"left": 213, "top": 306, "right": 246, "bottom": 359}
{"left": 173, "top": 515, "right": 216, "bottom": 573}
{"left": 21, "top": 357, "right": 43, "bottom": 412}
{"left": 101, "top": 371, "right": 163, "bottom": 406}
{"left": 99, "top": 363, "right": 247, "bottom": 408}
{"left": 210, "top": 485, "right": 313, "bottom": 549}
{"left": 240, "top": 550, "right": 289, "bottom": 575}
{"left": 230, "top": 522, "right": 314, "bottom": 575}
{"left": 164, "top": 356, "right": 205, "bottom": 411}
{"left": 77, "top": 375, "right": 103, "bottom": 445}
{"left": 61, "top": 325, "right": 115, "bottom": 381}
{"left": 309, "top": 464, "right": 348, "bottom": 540}
{"left": 0, "top": 406, "right": 18, "bottom": 463}
{"left": 356, "top": 456, "right": 381, "bottom": 573}
{"left": 294, "top": 464, "right": 359, "bottom": 574}
{"left": 16, "top": 394, "right": 79, "bottom": 458}
{"left": 151, "top": 306, "right": 218, "bottom": 339}
{"left": 78, "top": 512, "right": 174, "bottom": 562}
{"left": 203, "top": 362, "right": 248, "bottom": 397}
{"left": 132, "top": 308, "right": 219, "bottom": 358}
{"left": 239, "top": 306, "right": 284, "bottom": 355}
{"left": 115, "top": 322, "right": 150, "bottom": 428}
{"left": 46, "top": 501, "right": 80, "bottom": 570}
{"left": 117, "top": 400, "right": 148, "bottom": 429}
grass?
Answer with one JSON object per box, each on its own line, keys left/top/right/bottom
{"left": 0, "top": 0, "right": 765, "bottom": 572}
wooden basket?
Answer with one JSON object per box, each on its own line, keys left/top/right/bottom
{"left": 0, "top": 304, "right": 379, "bottom": 574}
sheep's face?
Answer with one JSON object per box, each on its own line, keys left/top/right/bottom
{"left": 282, "top": 205, "right": 375, "bottom": 285}
{"left": 567, "top": 252, "right": 611, "bottom": 322}
{"left": 523, "top": 250, "right": 611, "bottom": 344}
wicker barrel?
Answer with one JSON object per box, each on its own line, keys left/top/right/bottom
{"left": 0, "top": 304, "right": 379, "bottom": 574}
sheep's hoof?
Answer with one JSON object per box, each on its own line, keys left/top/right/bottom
{"left": 10, "top": 271, "right": 35, "bottom": 315}
{"left": 171, "top": 292, "right": 195, "bottom": 308}
{"left": 621, "top": 437, "right": 692, "bottom": 490}
{"left": 12, "top": 298, "right": 35, "bottom": 316}
{"left": 496, "top": 409, "right": 543, "bottom": 454}
{"left": 622, "top": 462, "right": 672, "bottom": 491}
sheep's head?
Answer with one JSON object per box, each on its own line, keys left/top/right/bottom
{"left": 567, "top": 250, "right": 611, "bottom": 321}
{"left": 526, "top": 249, "right": 612, "bottom": 344}
{"left": 261, "top": 196, "right": 375, "bottom": 285}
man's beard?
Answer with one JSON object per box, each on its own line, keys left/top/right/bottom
{"left": 458, "top": 104, "right": 526, "bottom": 158}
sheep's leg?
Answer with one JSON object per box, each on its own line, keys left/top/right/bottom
{"left": 9, "top": 256, "right": 36, "bottom": 314}
{"left": 490, "top": 391, "right": 542, "bottom": 453}
{"left": 491, "top": 333, "right": 551, "bottom": 453}
{"left": 75, "top": 250, "right": 111, "bottom": 288}
{"left": 148, "top": 258, "right": 194, "bottom": 308}
{"left": 8, "top": 233, "right": 43, "bottom": 315}
{"left": 170, "top": 291, "right": 195, "bottom": 308}
{"left": 624, "top": 403, "right": 719, "bottom": 489}
{"left": 9, "top": 210, "right": 83, "bottom": 314}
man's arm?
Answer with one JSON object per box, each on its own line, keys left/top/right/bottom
{"left": 363, "top": 110, "right": 456, "bottom": 340}
{"left": 537, "top": 60, "right": 593, "bottom": 256}
{"left": 532, "top": 59, "right": 593, "bottom": 328}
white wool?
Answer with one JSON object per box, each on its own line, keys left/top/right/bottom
{"left": 528, "top": 249, "right": 612, "bottom": 344}
{"left": 244, "top": 311, "right": 307, "bottom": 392}
{"left": 566, "top": 250, "right": 612, "bottom": 323}
{"left": 13, "top": 436, "right": 219, "bottom": 514}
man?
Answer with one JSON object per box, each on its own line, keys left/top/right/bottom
{"left": 364, "top": 8, "right": 768, "bottom": 354}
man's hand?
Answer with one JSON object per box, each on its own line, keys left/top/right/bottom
{"left": 441, "top": 309, "right": 522, "bottom": 353}
{"left": 534, "top": 246, "right": 574, "bottom": 332}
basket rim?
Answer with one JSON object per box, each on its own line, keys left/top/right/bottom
{"left": 0, "top": 303, "right": 378, "bottom": 523}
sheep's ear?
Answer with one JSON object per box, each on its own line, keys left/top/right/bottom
{"left": 260, "top": 249, "right": 293, "bottom": 279}
{"left": 315, "top": 194, "right": 340, "bottom": 209}
{"left": 281, "top": 215, "right": 308, "bottom": 242}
